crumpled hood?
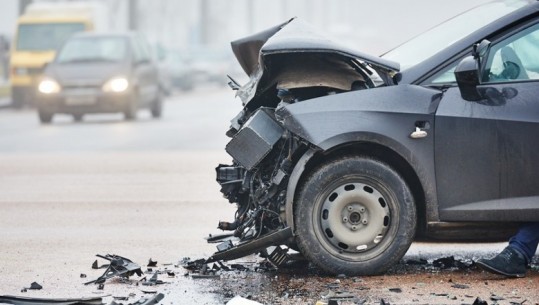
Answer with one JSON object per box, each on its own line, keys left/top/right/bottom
{"left": 231, "top": 18, "right": 400, "bottom": 77}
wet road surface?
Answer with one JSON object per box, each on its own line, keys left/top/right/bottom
{"left": 0, "top": 89, "right": 537, "bottom": 304}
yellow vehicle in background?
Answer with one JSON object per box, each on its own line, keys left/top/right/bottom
{"left": 10, "top": 2, "right": 108, "bottom": 108}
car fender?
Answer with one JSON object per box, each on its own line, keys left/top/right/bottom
{"left": 278, "top": 84, "right": 442, "bottom": 230}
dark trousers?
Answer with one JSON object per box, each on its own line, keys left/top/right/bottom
{"left": 509, "top": 222, "right": 539, "bottom": 264}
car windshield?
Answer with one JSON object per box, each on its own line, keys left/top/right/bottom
{"left": 16, "top": 23, "right": 85, "bottom": 51}
{"left": 56, "top": 36, "right": 128, "bottom": 63}
{"left": 382, "top": 0, "right": 529, "bottom": 70}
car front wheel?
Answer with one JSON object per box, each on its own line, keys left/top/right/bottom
{"left": 38, "top": 110, "right": 53, "bottom": 124}
{"left": 73, "top": 114, "right": 83, "bottom": 122}
{"left": 294, "top": 156, "right": 416, "bottom": 275}
{"left": 124, "top": 96, "right": 138, "bottom": 121}
{"left": 150, "top": 93, "right": 163, "bottom": 118}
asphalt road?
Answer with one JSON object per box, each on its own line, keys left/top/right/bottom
{"left": 0, "top": 88, "right": 537, "bottom": 304}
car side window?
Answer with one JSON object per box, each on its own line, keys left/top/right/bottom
{"left": 482, "top": 22, "right": 539, "bottom": 83}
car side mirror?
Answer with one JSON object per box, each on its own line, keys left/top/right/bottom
{"left": 455, "top": 56, "right": 482, "bottom": 101}
{"left": 455, "top": 40, "right": 491, "bottom": 102}
{"left": 473, "top": 39, "right": 490, "bottom": 59}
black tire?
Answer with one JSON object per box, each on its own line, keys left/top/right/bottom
{"left": 124, "top": 97, "right": 138, "bottom": 121}
{"left": 38, "top": 110, "right": 53, "bottom": 124}
{"left": 150, "top": 93, "right": 163, "bottom": 118}
{"left": 73, "top": 114, "right": 83, "bottom": 122}
{"left": 11, "top": 88, "right": 25, "bottom": 109}
{"left": 294, "top": 156, "right": 416, "bottom": 275}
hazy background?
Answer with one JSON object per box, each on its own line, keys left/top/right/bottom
{"left": 1, "top": 0, "right": 492, "bottom": 58}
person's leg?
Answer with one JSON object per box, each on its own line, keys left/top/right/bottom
{"left": 508, "top": 222, "right": 539, "bottom": 263}
{"left": 477, "top": 222, "right": 539, "bottom": 277}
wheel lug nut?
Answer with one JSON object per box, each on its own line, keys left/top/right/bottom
{"left": 343, "top": 217, "right": 348, "bottom": 222}
{"left": 362, "top": 219, "right": 368, "bottom": 224}
{"left": 347, "top": 206, "right": 353, "bottom": 211}
{"left": 359, "top": 207, "right": 366, "bottom": 213}
{"left": 352, "top": 226, "right": 357, "bottom": 231}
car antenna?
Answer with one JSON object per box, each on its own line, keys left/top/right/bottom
{"left": 227, "top": 75, "right": 241, "bottom": 90}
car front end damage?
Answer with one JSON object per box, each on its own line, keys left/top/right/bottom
{"left": 212, "top": 110, "right": 306, "bottom": 262}
{"left": 208, "top": 18, "right": 401, "bottom": 266}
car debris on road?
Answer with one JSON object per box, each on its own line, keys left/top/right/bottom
{"left": 19, "top": 282, "right": 42, "bottom": 293}
{"left": 0, "top": 295, "right": 104, "bottom": 305}
{"left": 315, "top": 291, "right": 365, "bottom": 305}
{"left": 85, "top": 254, "right": 143, "bottom": 285}
{"left": 140, "top": 272, "right": 164, "bottom": 286}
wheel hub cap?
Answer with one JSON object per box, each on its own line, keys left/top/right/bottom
{"left": 320, "top": 183, "right": 390, "bottom": 253}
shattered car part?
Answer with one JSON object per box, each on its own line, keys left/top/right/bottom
{"left": 205, "top": 233, "right": 236, "bottom": 244}
{"left": 92, "top": 260, "right": 108, "bottom": 270}
{"left": 267, "top": 246, "right": 290, "bottom": 267}
{"left": 472, "top": 298, "right": 488, "bottom": 305}
{"left": 190, "top": 264, "right": 220, "bottom": 279}
{"left": 432, "top": 256, "right": 472, "bottom": 270}
{"left": 211, "top": 1, "right": 539, "bottom": 276}
{"left": 216, "top": 240, "right": 234, "bottom": 252}
{"left": 85, "top": 254, "right": 142, "bottom": 285}
{"left": 141, "top": 272, "right": 164, "bottom": 286}
{"left": 207, "top": 228, "right": 292, "bottom": 263}
{"left": 316, "top": 291, "right": 362, "bottom": 305}
{"left": 225, "top": 109, "right": 285, "bottom": 170}
{"left": 20, "top": 282, "right": 42, "bottom": 293}
{"left": 0, "top": 295, "right": 103, "bottom": 305}
{"left": 110, "top": 294, "right": 164, "bottom": 305}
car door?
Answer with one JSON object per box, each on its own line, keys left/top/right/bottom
{"left": 434, "top": 20, "right": 539, "bottom": 222}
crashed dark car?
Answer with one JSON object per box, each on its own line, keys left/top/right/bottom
{"left": 212, "top": 0, "right": 539, "bottom": 275}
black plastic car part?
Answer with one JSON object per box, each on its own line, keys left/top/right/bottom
{"left": 84, "top": 254, "right": 142, "bottom": 285}
{"left": 0, "top": 295, "right": 103, "bottom": 305}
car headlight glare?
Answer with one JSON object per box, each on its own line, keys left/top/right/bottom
{"left": 103, "top": 77, "right": 129, "bottom": 93}
{"left": 38, "top": 78, "right": 61, "bottom": 94}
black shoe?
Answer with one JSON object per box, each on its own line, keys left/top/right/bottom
{"left": 476, "top": 247, "right": 527, "bottom": 278}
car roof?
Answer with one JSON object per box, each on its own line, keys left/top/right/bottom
{"left": 401, "top": 0, "right": 539, "bottom": 84}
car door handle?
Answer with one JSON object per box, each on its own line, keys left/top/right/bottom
{"left": 410, "top": 121, "right": 430, "bottom": 139}
{"left": 410, "top": 127, "right": 428, "bottom": 139}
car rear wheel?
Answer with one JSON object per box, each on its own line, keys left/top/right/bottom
{"left": 294, "top": 156, "right": 416, "bottom": 275}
